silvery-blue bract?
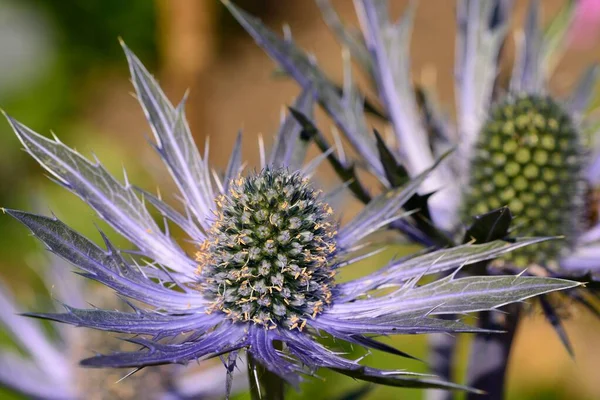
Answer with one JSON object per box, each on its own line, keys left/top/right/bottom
{"left": 227, "top": 0, "right": 600, "bottom": 396}
{"left": 0, "top": 254, "right": 245, "bottom": 400}
{"left": 1, "top": 24, "right": 579, "bottom": 399}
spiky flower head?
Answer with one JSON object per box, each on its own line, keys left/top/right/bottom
{"left": 464, "top": 94, "right": 586, "bottom": 267}
{"left": 199, "top": 168, "right": 337, "bottom": 328}
{"left": 1, "top": 16, "right": 579, "bottom": 397}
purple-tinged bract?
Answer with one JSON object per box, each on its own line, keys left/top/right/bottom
{"left": 1, "top": 34, "right": 580, "bottom": 397}
{"left": 0, "top": 254, "right": 246, "bottom": 400}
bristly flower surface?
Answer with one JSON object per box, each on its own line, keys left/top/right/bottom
{"left": 2, "top": 38, "right": 579, "bottom": 397}
{"left": 464, "top": 94, "right": 586, "bottom": 267}
{"left": 199, "top": 169, "right": 337, "bottom": 328}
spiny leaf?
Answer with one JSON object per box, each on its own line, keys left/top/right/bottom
{"left": 331, "top": 367, "right": 483, "bottom": 393}
{"left": 339, "top": 237, "right": 563, "bottom": 297}
{"left": 3, "top": 114, "right": 194, "bottom": 276}
{"left": 539, "top": 294, "right": 574, "bottom": 357}
{"left": 356, "top": 0, "right": 440, "bottom": 187}
{"left": 222, "top": 0, "right": 384, "bottom": 177}
{"left": 4, "top": 209, "right": 204, "bottom": 310}
{"left": 335, "top": 275, "right": 580, "bottom": 321}
{"left": 25, "top": 306, "right": 216, "bottom": 337}
{"left": 395, "top": 275, "right": 580, "bottom": 315}
{"left": 463, "top": 207, "right": 513, "bottom": 244}
{"left": 456, "top": 0, "right": 510, "bottom": 151}
{"left": 288, "top": 107, "right": 372, "bottom": 204}
{"left": 121, "top": 41, "right": 214, "bottom": 229}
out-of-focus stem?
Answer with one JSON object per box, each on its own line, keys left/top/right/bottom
{"left": 466, "top": 305, "right": 522, "bottom": 400}
{"left": 247, "top": 351, "right": 285, "bottom": 400}
{"left": 426, "top": 329, "right": 458, "bottom": 400}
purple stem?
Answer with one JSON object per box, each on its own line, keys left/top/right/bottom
{"left": 466, "top": 305, "right": 522, "bottom": 400}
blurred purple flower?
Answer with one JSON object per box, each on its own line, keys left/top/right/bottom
{"left": 569, "top": 0, "right": 600, "bottom": 49}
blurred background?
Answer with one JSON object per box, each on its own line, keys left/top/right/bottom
{"left": 0, "top": 0, "right": 599, "bottom": 399}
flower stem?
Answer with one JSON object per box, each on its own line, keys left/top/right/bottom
{"left": 426, "top": 322, "right": 458, "bottom": 400}
{"left": 465, "top": 304, "right": 522, "bottom": 400}
{"left": 247, "top": 351, "right": 285, "bottom": 400}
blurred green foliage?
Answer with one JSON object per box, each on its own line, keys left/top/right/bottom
{"left": 0, "top": 2, "right": 157, "bottom": 398}
{"left": 0, "top": 0, "right": 157, "bottom": 280}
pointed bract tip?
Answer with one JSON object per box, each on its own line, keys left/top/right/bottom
{"left": 556, "top": 278, "right": 583, "bottom": 290}
{"left": 119, "top": 38, "right": 135, "bottom": 61}
{"left": 4, "top": 208, "right": 24, "bottom": 221}
{"left": 221, "top": 0, "right": 242, "bottom": 14}
{"left": 2, "top": 207, "right": 17, "bottom": 217}
{"left": 2, "top": 110, "right": 15, "bottom": 125}
{"left": 2, "top": 113, "right": 27, "bottom": 139}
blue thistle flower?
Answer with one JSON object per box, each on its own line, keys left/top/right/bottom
{"left": 226, "top": 0, "right": 600, "bottom": 275}
{"left": 0, "top": 253, "right": 245, "bottom": 400}
{"left": 2, "top": 38, "right": 579, "bottom": 397}
{"left": 226, "top": 0, "right": 600, "bottom": 396}
{"left": 463, "top": 93, "right": 586, "bottom": 268}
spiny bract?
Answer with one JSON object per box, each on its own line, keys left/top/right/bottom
{"left": 198, "top": 169, "right": 337, "bottom": 329}
{"left": 0, "top": 6, "right": 582, "bottom": 396}
{"left": 464, "top": 94, "right": 585, "bottom": 267}
{"left": 222, "top": 0, "right": 600, "bottom": 396}
{"left": 0, "top": 255, "right": 243, "bottom": 400}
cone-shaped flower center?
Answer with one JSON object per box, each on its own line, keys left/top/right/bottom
{"left": 463, "top": 94, "right": 585, "bottom": 267}
{"left": 198, "top": 169, "right": 337, "bottom": 329}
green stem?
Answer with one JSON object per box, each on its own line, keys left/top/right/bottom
{"left": 247, "top": 351, "right": 285, "bottom": 400}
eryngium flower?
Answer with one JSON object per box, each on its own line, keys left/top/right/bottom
{"left": 2, "top": 42, "right": 578, "bottom": 395}
{"left": 0, "top": 254, "right": 245, "bottom": 400}
{"left": 226, "top": 0, "right": 600, "bottom": 307}
{"left": 225, "top": 0, "right": 600, "bottom": 277}
{"left": 197, "top": 169, "right": 337, "bottom": 329}
{"left": 464, "top": 94, "right": 585, "bottom": 267}
{"left": 223, "top": 0, "right": 600, "bottom": 394}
